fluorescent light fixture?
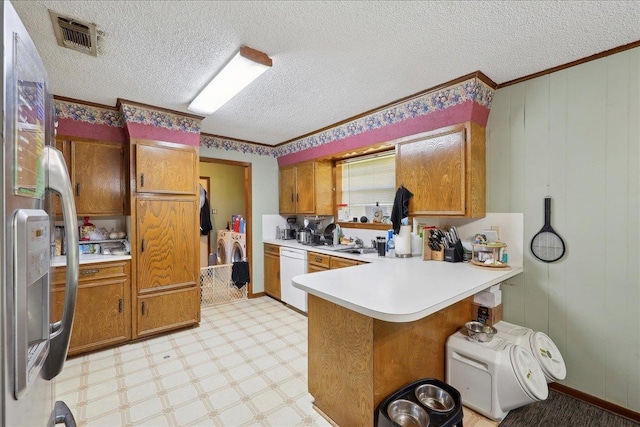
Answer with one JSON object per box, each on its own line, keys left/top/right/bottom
{"left": 188, "top": 46, "right": 272, "bottom": 115}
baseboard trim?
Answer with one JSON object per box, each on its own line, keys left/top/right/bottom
{"left": 550, "top": 383, "right": 640, "bottom": 423}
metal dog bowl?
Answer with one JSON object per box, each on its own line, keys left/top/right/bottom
{"left": 414, "top": 384, "right": 455, "bottom": 413}
{"left": 465, "top": 321, "right": 497, "bottom": 342}
{"left": 387, "top": 399, "right": 430, "bottom": 427}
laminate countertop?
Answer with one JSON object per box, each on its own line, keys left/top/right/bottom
{"left": 291, "top": 252, "right": 522, "bottom": 323}
{"left": 51, "top": 254, "right": 132, "bottom": 267}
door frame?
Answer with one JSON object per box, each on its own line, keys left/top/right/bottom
{"left": 199, "top": 157, "right": 254, "bottom": 297}
{"left": 198, "top": 176, "right": 211, "bottom": 267}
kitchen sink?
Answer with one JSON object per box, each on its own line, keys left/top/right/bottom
{"left": 332, "top": 247, "right": 377, "bottom": 255}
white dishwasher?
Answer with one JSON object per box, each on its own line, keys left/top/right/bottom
{"left": 279, "top": 247, "right": 308, "bottom": 312}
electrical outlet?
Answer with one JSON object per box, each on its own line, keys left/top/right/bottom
{"left": 211, "top": 209, "right": 218, "bottom": 214}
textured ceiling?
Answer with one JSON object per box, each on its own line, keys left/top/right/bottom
{"left": 11, "top": 1, "right": 640, "bottom": 146}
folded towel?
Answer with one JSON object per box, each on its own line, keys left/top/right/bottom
{"left": 231, "top": 261, "right": 250, "bottom": 289}
{"left": 390, "top": 185, "right": 414, "bottom": 234}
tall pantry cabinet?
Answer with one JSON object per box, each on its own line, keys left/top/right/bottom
{"left": 129, "top": 139, "right": 200, "bottom": 339}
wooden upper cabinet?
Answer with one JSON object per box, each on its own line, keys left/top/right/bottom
{"left": 72, "top": 140, "right": 125, "bottom": 215}
{"left": 278, "top": 161, "right": 333, "bottom": 215}
{"left": 278, "top": 167, "right": 296, "bottom": 214}
{"left": 396, "top": 122, "right": 486, "bottom": 218}
{"left": 53, "top": 138, "right": 125, "bottom": 216}
{"left": 135, "top": 140, "right": 197, "bottom": 194}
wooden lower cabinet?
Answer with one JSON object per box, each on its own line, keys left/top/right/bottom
{"left": 133, "top": 196, "right": 200, "bottom": 338}
{"left": 329, "top": 256, "right": 359, "bottom": 269}
{"left": 136, "top": 287, "right": 200, "bottom": 338}
{"left": 264, "top": 244, "right": 281, "bottom": 300}
{"left": 308, "top": 251, "right": 363, "bottom": 272}
{"left": 51, "top": 260, "right": 131, "bottom": 356}
{"left": 308, "top": 294, "right": 473, "bottom": 426}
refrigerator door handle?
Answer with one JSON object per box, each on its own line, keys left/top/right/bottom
{"left": 43, "top": 146, "right": 79, "bottom": 380}
{"left": 54, "top": 401, "right": 77, "bottom": 427}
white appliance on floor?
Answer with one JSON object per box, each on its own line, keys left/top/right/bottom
{"left": 279, "top": 247, "right": 308, "bottom": 312}
{"left": 446, "top": 330, "right": 549, "bottom": 421}
{"left": 231, "top": 232, "right": 247, "bottom": 262}
{"left": 493, "top": 321, "right": 567, "bottom": 383}
{"left": 216, "top": 230, "right": 233, "bottom": 264}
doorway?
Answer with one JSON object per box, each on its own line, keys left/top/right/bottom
{"left": 199, "top": 157, "right": 253, "bottom": 295}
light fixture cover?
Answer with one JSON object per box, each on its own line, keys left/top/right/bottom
{"left": 188, "top": 46, "right": 272, "bottom": 115}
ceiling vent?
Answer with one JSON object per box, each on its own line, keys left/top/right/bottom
{"left": 49, "top": 10, "right": 98, "bottom": 56}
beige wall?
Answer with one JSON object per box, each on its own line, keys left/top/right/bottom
{"left": 199, "top": 162, "right": 246, "bottom": 237}
{"left": 199, "top": 147, "right": 280, "bottom": 294}
{"left": 486, "top": 47, "right": 640, "bottom": 411}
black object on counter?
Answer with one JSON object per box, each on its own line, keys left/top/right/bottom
{"left": 376, "top": 378, "right": 463, "bottom": 427}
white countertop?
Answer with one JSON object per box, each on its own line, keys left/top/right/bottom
{"left": 51, "top": 254, "right": 132, "bottom": 267}
{"left": 263, "top": 239, "right": 382, "bottom": 262}
{"left": 294, "top": 259, "right": 522, "bottom": 322}
{"left": 269, "top": 237, "right": 524, "bottom": 322}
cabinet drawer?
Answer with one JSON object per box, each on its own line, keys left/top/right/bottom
{"left": 307, "top": 264, "right": 328, "bottom": 274}
{"left": 308, "top": 252, "right": 330, "bottom": 269}
{"left": 330, "top": 256, "right": 359, "bottom": 269}
{"left": 52, "top": 261, "right": 129, "bottom": 288}
{"left": 264, "top": 244, "right": 280, "bottom": 257}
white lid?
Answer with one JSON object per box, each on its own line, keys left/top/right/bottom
{"left": 530, "top": 332, "right": 567, "bottom": 382}
{"left": 510, "top": 345, "right": 549, "bottom": 401}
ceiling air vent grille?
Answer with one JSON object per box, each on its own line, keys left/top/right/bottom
{"left": 49, "top": 11, "right": 98, "bottom": 56}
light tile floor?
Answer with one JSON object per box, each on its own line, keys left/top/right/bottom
{"left": 57, "top": 296, "right": 498, "bottom": 427}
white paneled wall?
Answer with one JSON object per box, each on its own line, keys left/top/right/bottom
{"left": 486, "top": 47, "right": 640, "bottom": 411}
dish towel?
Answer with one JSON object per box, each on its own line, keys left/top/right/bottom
{"left": 390, "top": 185, "right": 414, "bottom": 234}
{"left": 231, "top": 261, "right": 250, "bottom": 289}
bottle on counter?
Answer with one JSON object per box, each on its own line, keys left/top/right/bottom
{"left": 387, "top": 236, "right": 395, "bottom": 258}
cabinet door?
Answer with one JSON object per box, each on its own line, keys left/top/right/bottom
{"left": 295, "top": 162, "right": 316, "bottom": 214}
{"left": 136, "top": 141, "right": 197, "bottom": 194}
{"left": 72, "top": 140, "right": 125, "bottom": 215}
{"left": 279, "top": 167, "right": 296, "bottom": 214}
{"left": 264, "top": 252, "right": 281, "bottom": 300}
{"left": 51, "top": 262, "right": 130, "bottom": 356}
{"left": 136, "top": 197, "right": 198, "bottom": 293}
{"left": 137, "top": 287, "right": 200, "bottom": 337}
{"left": 396, "top": 127, "right": 466, "bottom": 216}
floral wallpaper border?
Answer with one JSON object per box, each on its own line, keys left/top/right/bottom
{"left": 53, "top": 75, "right": 493, "bottom": 158}
{"left": 55, "top": 100, "right": 125, "bottom": 128}
{"left": 119, "top": 103, "right": 201, "bottom": 134}
{"left": 273, "top": 76, "right": 494, "bottom": 158}
{"left": 200, "top": 134, "right": 275, "bottom": 157}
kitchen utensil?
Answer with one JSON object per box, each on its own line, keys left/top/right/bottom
{"left": 531, "top": 197, "right": 565, "bottom": 262}
{"left": 465, "top": 321, "right": 497, "bottom": 342}
{"left": 323, "top": 223, "right": 336, "bottom": 239}
{"left": 297, "top": 228, "right": 313, "bottom": 245}
{"left": 387, "top": 399, "right": 429, "bottom": 427}
{"left": 414, "top": 384, "right": 455, "bottom": 413}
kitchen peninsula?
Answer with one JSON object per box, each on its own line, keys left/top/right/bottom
{"left": 293, "top": 258, "right": 522, "bottom": 426}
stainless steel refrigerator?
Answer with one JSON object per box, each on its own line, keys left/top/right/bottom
{"left": 1, "top": 1, "right": 79, "bottom": 425}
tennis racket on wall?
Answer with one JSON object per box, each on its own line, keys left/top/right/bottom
{"left": 531, "top": 197, "right": 566, "bottom": 262}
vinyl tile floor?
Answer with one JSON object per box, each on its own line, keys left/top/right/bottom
{"left": 57, "top": 296, "right": 498, "bottom": 427}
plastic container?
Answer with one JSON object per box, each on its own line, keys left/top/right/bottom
{"left": 79, "top": 217, "right": 95, "bottom": 241}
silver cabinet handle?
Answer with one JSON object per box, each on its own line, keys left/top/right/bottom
{"left": 43, "top": 146, "right": 79, "bottom": 380}
{"left": 80, "top": 269, "right": 99, "bottom": 275}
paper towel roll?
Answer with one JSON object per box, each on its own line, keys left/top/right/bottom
{"left": 396, "top": 225, "right": 412, "bottom": 255}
